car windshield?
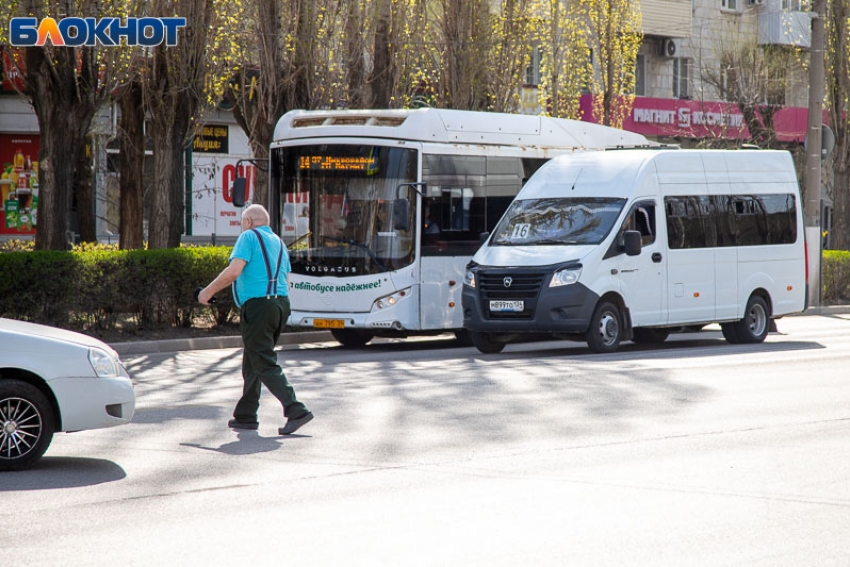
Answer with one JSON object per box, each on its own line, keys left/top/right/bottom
{"left": 491, "top": 197, "right": 626, "bottom": 246}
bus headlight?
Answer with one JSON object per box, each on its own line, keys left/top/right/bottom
{"left": 549, "top": 267, "right": 581, "bottom": 287}
{"left": 464, "top": 270, "right": 476, "bottom": 288}
{"left": 373, "top": 288, "right": 410, "bottom": 310}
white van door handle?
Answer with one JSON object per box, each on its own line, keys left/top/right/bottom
{"left": 652, "top": 253, "right": 663, "bottom": 263}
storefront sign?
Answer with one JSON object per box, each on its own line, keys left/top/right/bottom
{"left": 193, "top": 125, "right": 229, "bottom": 154}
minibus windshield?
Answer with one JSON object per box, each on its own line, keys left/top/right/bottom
{"left": 491, "top": 197, "right": 626, "bottom": 246}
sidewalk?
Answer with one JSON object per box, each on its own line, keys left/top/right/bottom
{"left": 110, "top": 305, "right": 850, "bottom": 356}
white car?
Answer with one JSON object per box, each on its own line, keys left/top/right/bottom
{"left": 0, "top": 318, "right": 135, "bottom": 471}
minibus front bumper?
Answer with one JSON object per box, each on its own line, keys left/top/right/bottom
{"left": 461, "top": 280, "right": 599, "bottom": 334}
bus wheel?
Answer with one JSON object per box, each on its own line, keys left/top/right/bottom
{"left": 331, "top": 329, "right": 374, "bottom": 348}
{"left": 732, "top": 295, "right": 770, "bottom": 344}
{"left": 471, "top": 332, "right": 506, "bottom": 354}
{"left": 632, "top": 328, "right": 670, "bottom": 343}
{"left": 586, "top": 301, "right": 623, "bottom": 353}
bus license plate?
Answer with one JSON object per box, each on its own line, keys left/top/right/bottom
{"left": 489, "top": 300, "right": 524, "bottom": 312}
{"left": 313, "top": 318, "right": 345, "bottom": 329}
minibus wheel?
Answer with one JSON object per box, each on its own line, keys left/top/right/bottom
{"left": 471, "top": 332, "right": 506, "bottom": 354}
{"left": 331, "top": 329, "right": 374, "bottom": 348}
{"left": 732, "top": 295, "right": 770, "bottom": 344}
{"left": 586, "top": 301, "right": 622, "bottom": 353}
{"left": 632, "top": 328, "right": 670, "bottom": 343}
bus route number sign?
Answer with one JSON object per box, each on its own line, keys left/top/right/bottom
{"left": 299, "top": 156, "right": 378, "bottom": 171}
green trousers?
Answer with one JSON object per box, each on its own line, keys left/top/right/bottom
{"left": 233, "top": 296, "right": 308, "bottom": 421}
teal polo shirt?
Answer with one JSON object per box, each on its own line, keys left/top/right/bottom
{"left": 229, "top": 226, "right": 290, "bottom": 308}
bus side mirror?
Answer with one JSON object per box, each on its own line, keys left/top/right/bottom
{"left": 623, "top": 230, "right": 642, "bottom": 256}
{"left": 393, "top": 198, "right": 410, "bottom": 231}
{"left": 232, "top": 177, "right": 247, "bottom": 208}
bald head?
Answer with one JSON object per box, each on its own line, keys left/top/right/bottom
{"left": 243, "top": 204, "right": 270, "bottom": 226}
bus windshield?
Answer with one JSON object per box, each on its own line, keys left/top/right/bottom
{"left": 491, "top": 197, "right": 626, "bottom": 246}
{"left": 276, "top": 144, "right": 417, "bottom": 276}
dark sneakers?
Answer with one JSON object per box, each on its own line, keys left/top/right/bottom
{"left": 228, "top": 418, "right": 259, "bottom": 430}
{"left": 278, "top": 412, "right": 314, "bottom": 435}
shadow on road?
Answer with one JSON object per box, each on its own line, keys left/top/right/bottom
{"left": 0, "top": 457, "right": 126, "bottom": 491}
{"left": 180, "top": 430, "right": 307, "bottom": 455}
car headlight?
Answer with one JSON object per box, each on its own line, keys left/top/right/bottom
{"left": 464, "top": 270, "right": 476, "bottom": 288}
{"left": 549, "top": 267, "right": 581, "bottom": 287}
{"left": 88, "top": 348, "right": 119, "bottom": 377}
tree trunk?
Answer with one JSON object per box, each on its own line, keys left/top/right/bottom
{"left": 346, "top": 0, "right": 368, "bottom": 108}
{"left": 833, "top": 166, "right": 850, "bottom": 251}
{"left": 75, "top": 133, "right": 97, "bottom": 243}
{"left": 149, "top": 115, "right": 187, "bottom": 249}
{"left": 26, "top": 47, "right": 95, "bottom": 251}
{"left": 119, "top": 82, "right": 145, "bottom": 250}
{"left": 371, "top": 0, "right": 393, "bottom": 109}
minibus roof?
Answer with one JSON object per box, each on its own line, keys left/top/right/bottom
{"left": 273, "top": 108, "right": 652, "bottom": 149}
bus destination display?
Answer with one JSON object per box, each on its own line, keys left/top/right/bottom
{"left": 299, "top": 155, "right": 377, "bottom": 171}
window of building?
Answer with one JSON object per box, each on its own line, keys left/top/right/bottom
{"left": 722, "top": 0, "right": 741, "bottom": 11}
{"left": 672, "top": 58, "right": 689, "bottom": 99}
{"left": 781, "top": 0, "right": 809, "bottom": 10}
{"left": 635, "top": 54, "right": 646, "bottom": 96}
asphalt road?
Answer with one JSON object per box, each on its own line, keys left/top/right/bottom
{"left": 3, "top": 315, "right": 850, "bottom": 566}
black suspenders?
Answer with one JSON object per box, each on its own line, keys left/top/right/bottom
{"left": 232, "top": 229, "right": 285, "bottom": 308}
{"left": 251, "top": 228, "right": 285, "bottom": 298}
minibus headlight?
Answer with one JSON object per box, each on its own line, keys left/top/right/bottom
{"left": 464, "top": 270, "right": 476, "bottom": 288}
{"left": 550, "top": 268, "right": 581, "bottom": 287}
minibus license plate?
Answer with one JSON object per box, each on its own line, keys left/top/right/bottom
{"left": 313, "top": 318, "right": 345, "bottom": 329}
{"left": 489, "top": 300, "right": 524, "bottom": 312}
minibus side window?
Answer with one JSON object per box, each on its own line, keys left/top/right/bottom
{"left": 622, "top": 202, "right": 656, "bottom": 246}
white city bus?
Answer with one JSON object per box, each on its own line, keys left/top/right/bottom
{"left": 265, "top": 108, "right": 650, "bottom": 346}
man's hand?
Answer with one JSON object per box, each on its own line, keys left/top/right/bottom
{"left": 198, "top": 287, "right": 214, "bottom": 305}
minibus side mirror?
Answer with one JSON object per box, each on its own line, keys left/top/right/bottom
{"left": 232, "top": 177, "right": 247, "bottom": 208}
{"left": 623, "top": 230, "right": 642, "bottom": 256}
{"left": 479, "top": 232, "right": 491, "bottom": 245}
{"left": 393, "top": 199, "right": 410, "bottom": 231}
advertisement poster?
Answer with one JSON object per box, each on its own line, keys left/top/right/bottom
{"left": 0, "top": 133, "right": 39, "bottom": 236}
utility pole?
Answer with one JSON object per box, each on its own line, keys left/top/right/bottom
{"left": 804, "top": 0, "right": 826, "bottom": 308}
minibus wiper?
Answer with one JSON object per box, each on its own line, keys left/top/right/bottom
{"left": 324, "top": 236, "right": 388, "bottom": 272}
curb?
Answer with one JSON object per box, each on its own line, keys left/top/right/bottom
{"left": 111, "top": 330, "right": 334, "bottom": 356}
{"left": 790, "top": 305, "right": 850, "bottom": 317}
{"left": 110, "top": 306, "right": 849, "bottom": 355}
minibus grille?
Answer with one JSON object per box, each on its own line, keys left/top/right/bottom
{"left": 478, "top": 271, "right": 545, "bottom": 319}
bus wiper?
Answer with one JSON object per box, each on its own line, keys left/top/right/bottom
{"left": 324, "top": 236, "right": 388, "bottom": 272}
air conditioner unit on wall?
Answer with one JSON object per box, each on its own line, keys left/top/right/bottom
{"left": 659, "top": 39, "right": 679, "bottom": 58}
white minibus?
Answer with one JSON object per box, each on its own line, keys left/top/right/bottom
{"left": 461, "top": 149, "right": 807, "bottom": 353}
{"left": 263, "top": 108, "right": 649, "bottom": 346}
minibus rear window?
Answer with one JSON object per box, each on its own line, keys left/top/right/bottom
{"left": 491, "top": 198, "right": 626, "bottom": 246}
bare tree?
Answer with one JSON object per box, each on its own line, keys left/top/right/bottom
{"left": 144, "top": 0, "right": 233, "bottom": 248}
{"left": 117, "top": 77, "right": 145, "bottom": 250}
{"left": 2, "top": 0, "right": 135, "bottom": 250}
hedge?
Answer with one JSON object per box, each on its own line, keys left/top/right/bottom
{"left": 822, "top": 250, "right": 850, "bottom": 304}
{"left": 0, "top": 247, "right": 236, "bottom": 331}
{"left": 2, "top": 246, "right": 849, "bottom": 331}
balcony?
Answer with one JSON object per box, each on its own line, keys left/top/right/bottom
{"left": 641, "top": 0, "right": 692, "bottom": 38}
{"left": 757, "top": 4, "right": 812, "bottom": 48}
